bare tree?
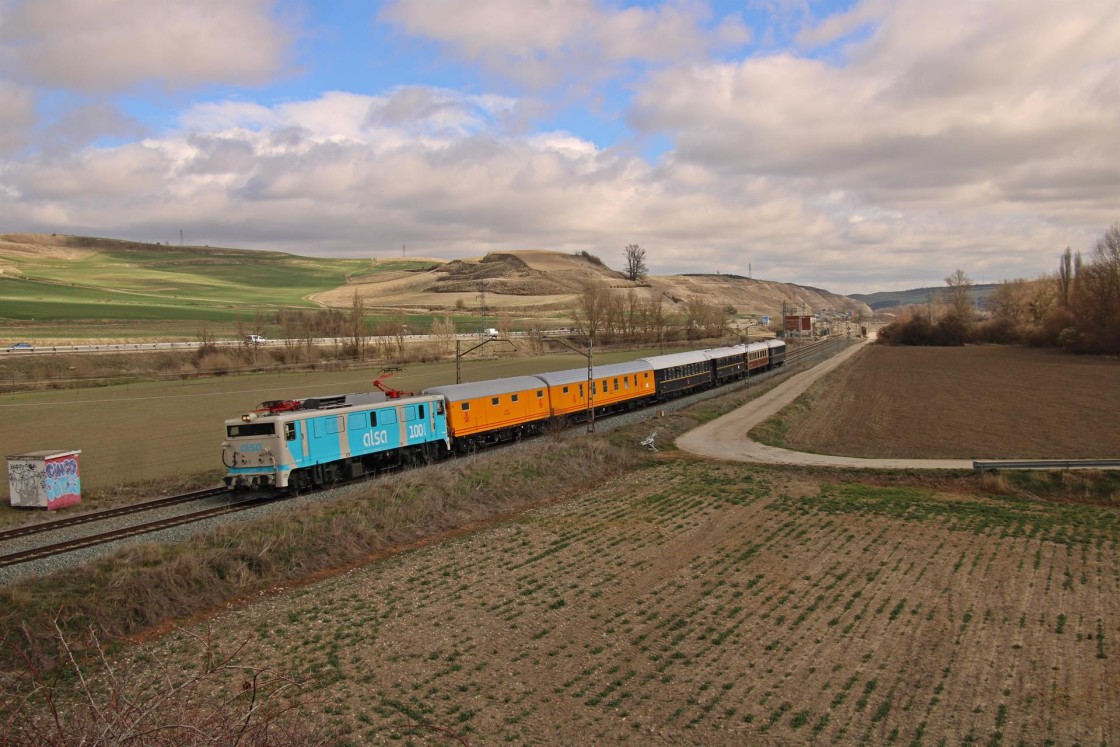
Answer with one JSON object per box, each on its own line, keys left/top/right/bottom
{"left": 623, "top": 244, "right": 648, "bottom": 282}
{"left": 943, "top": 269, "right": 974, "bottom": 322}
{"left": 683, "top": 297, "right": 729, "bottom": 339}
{"left": 430, "top": 314, "right": 457, "bottom": 352}
{"left": 622, "top": 288, "right": 642, "bottom": 339}
{"left": 1057, "top": 247, "right": 1074, "bottom": 308}
{"left": 571, "top": 281, "right": 610, "bottom": 340}
{"left": 347, "top": 290, "right": 368, "bottom": 360}
{"left": 641, "top": 295, "right": 667, "bottom": 340}
{"left": 1071, "top": 222, "right": 1120, "bottom": 352}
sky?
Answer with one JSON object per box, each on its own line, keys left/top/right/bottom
{"left": 0, "top": 0, "right": 1116, "bottom": 294}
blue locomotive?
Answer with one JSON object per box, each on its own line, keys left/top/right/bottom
{"left": 222, "top": 390, "right": 449, "bottom": 491}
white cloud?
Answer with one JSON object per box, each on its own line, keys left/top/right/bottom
{"left": 379, "top": 0, "right": 750, "bottom": 88}
{"left": 0, "top": 79, "right": 36, "bottom": 153}
{"left": 0, "top": 1, "right": 1114, "bottom": 294}
{"left": 630, "top": 0, "right": 1119, "bottom": 275}
{"left": 0, "top": 0, "right": 293, "bottom": 92}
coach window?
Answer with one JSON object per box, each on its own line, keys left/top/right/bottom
{"left": 511, "top": 394, "right": 519, "bottom": 403}
{"left": 461, "top": 402, "right": 470, "bottom": 412}
{"left": 536, "top": 390, "right": 544, "bottom": 398}
{"left": 562, "top": 386, "right": 569, "bottom": 394}
{"left": 491, "top": 397, "right": 500, "bottom": 405}
{"left": 579, "top": 384, "right": 584, "bottom": 397}
{"left": 284, "top": 423, "right": 296, "bottom": 441}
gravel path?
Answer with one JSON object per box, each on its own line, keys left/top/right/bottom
{"left": 676, "top": 339, "right": 975, "bottom": 470}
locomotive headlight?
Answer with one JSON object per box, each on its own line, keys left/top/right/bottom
{"left": 242, "top": 412, "right": 258, "bottom": 422}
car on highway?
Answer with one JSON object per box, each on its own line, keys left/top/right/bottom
{"left": 246, "top": 334, "right": 266, "bottom": 344}
{"left": 7, "top": 342, "right": 33, "bottom": 351}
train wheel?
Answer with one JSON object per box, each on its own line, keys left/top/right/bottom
{"left": 288, "top": 470, "right": 308, "bottom": 496}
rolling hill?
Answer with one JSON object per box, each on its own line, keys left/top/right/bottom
{"left": 0, "top": 234, "right": 870, "bottom": 330}
{"left": 850, "top": 284, "right": 998, "bottom": 311}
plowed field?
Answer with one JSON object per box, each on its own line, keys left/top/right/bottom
{"left": 780, "top": 345, "right": 1120, "bottom": 459}
{"left": 142, "top": 460, "right": 1119, "bottom": 745}
{"left": 67, "top": 345, "right": 1119, "bottom": 744}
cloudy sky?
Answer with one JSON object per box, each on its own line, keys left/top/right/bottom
{"left": 0, "top": 0, "right": 1116, "bottom": 293}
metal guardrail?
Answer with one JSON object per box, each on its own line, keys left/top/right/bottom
{"left": 973, "top": 459, "right": 1120, "bottom": 472}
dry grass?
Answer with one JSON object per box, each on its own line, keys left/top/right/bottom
{"left": 0, "top": 434, "right": 647, "bottom": 672}
{"left": 1, "top": 624, "right": 331, "bottom": 746}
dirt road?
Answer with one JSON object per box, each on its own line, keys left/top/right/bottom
{"left": 677, "top": 340, "right": 975, "bottom": 469}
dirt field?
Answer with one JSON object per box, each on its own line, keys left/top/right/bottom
{"left": 133, "top": 461, "right": 1118, "bottom": 745}
{"left": 779, "top": 345, "right": 1120, "bottom": 459}
{"left": 13, "top": 344, "right": 1119, "bottom": 744}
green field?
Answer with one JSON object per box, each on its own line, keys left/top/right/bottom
{"left": 0, "top": 237, "right": 416, "bottom": 327}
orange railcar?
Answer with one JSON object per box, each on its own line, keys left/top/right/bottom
{"left": 425, "top": 376, "right": 550, "bottom": 447}
{"left": 535, "top": 361, "right": 655, "bottom": 418}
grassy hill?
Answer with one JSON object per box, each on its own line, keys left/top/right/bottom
{"left": 0, "top": 234, "right": 426, "bottom": 340}
{"left": 1, "top": 234, "right": 869, "bottom": 341}
{"left": 0, "top": 233, "right": 377, "bottom": 315}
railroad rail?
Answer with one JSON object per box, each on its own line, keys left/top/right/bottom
{"left": 0, "top": 487, "right": 230, "bottom": 543}
{"left": 0, "top": 494, "right": 273, "bottom": 568}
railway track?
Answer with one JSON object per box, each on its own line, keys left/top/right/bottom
{"left": 0, "top": 487, "right": 230, "bottom": 543}
{"left": 0, "top": 337, "right": 853, "bottom": 571}
{"left": 0, "top": 493, "right": 273, "bottom": 568}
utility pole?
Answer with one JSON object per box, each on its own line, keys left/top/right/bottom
{"left": 477, "top": 281, "right": 487, "bottom": 334}
{"left": 540, "top": 336, "right": 596, "bottom": 433}
{"left": 587, "top": 336, "right": 595, "bottom": 433}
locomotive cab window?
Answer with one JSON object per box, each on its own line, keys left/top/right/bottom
{"left": 418, "top": 404, "right": 425, "bottom": 418}
{"left": 436, "top": 401, "right": 445, "bottom": 414}
{"left": 227, "top": 422, "right": 275, "bottom": 438}
{"left": 369, "top": 411, "right": 378, "bottom": 427}
{"left": 284, "top": 422, "right": 296, "bottom": 441}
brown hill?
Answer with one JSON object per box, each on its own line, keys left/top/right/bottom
{"left": 1, "top": 233, "right": 868, "bottom": 319}
{"left": 314, "top": 249, "right": 870, "bottom": 318}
